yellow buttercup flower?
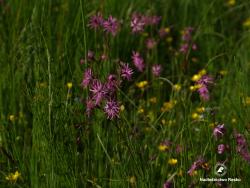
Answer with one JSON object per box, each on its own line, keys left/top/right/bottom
{"left": 243, "top": 18, "right": 250, "bottom": 28}
{"left": 168, "top": 158, "right": 178, "bottom": 165}
{"left": 161, "top": 100, "right": 176, "bottom": 112}
{"left": 196, "top": 107, "right": 205, "bottom": 113}
{"left": 219, "top": 70, "right": 228, "bottom": 75}
{"left": 227, "top": 0, "right": 236, "bottom": 6}
{"left": 5, "top": 171, "right": 21, "bottom": 183}
{"left": 245, "top": 97, "right": 250, "bottom": 106}
{"left": 231, "top": 118, "right": 237, "bottom": 124}
{"left": 166, "top": 37, "right": 173, "bottom": 43}
{"left": 191, "top": 74, "right": 201, "bottom": 82}
{"left": 9, "top": 115, "right": 15, "bottom": 122}
{"left": 136, "top": 81, "right": 148, "bottom": 89}
{"left": 137, "top": 108, "right": 144, "bottom": 114}
{"left": 67, "top": 82, "right": 73, "bottom": 89}
{"left": 158, "top": 144, "right": 169, "bottom": 151}
{"left": 120, "top": 105, "right": 125, "bottom": 112}
{"left": 191, "top": 112, "right": 200, "bottom": 120}
{"left": 198, "top": 69, "right": 207, "bottom": 76}
{"left": 173, "top": 84, "right": 181, "bottom": 91}
{"left": 164, "top": 27, "right": 171, "bottom": 33}
{"left": 190, "top": 84, "right": 202, "bottom": 91}
{"left": 129, "top": 176, "right": 136, "bottom": 184}
{"left": 149, "top": 97, "right": 157, "bottom": 104}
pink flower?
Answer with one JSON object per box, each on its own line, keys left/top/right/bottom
{"left": 213, "top": 124, "right": 226, "bottom": 139}
{"left": 234, "top": 132, "right": 250, "bottom": 163}
{"left": 88, "top": 13, "right": 104, "bottom": 29}
{"left": 132, "top": 51, "right": 145, "bottom": 72}
{"left": 103, "top": 16, "right": 119, "bottom": 36}
{"left": 152, "top": 64, "right": 162, "bottom": 77}
{"left": 120, "top": 63, "right": 133, "bottom": 81}
{"left": 90, "top": 79, "right": 106, "bottom": 105}
{"left": 187, "top": 157, "right": 206, "bottom": 176}
{"left": 146, "top": 38, "right": 157, "bottom": 49}
{"left": 81, "top": 68, "right": 93, "bottom": 88}
{"left": 131, "top": 13, "right": 145, "bottom": 33}
{"left": 196, "top": 75, "right": 214, "bottom": 101}
{"left": 217, "top": 144, "right": 226, "bottom": 154}
{"left": 104, "top": 100, "right": 120, "bottom": 119}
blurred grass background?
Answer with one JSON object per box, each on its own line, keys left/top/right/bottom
{"left": 0, "top": 0, "right": 250, "bottom": 187}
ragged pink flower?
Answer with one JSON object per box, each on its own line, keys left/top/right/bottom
{"left": 82, "top": 68, "right": 93, "bottom": 88}
{"left": 120, "top": 63, "right": 133, "bottom": 81}
{"left": 182, "top": 27, "right": 194, "bottom": 42}
{"left": 217, "top": 144, "right": 226, "bottom": 154}
{"left": 197, "top": 86, "right": 210, "bottom": 101}
{"left": 234, "top": 132, "right": 250, "bottom": 163}
{"left": 146, "top": 38, "right": 157, "bottom": 49}
{"left": 152, "top": 64, "right": 162, "bottom": 77}
{"left": 104, "top": 100, "right": 120, "bottom": 119}
{"left": 87, "top": 50, "right": 95, "bottom": 61}
{"left": 179, "top": 43, "right": 189, "bottom": 54}
{"left": 132, "top": 51, "right": 145, "bottom": 72}
{"left": 105, "top": 74, "right": 119, "bottom": 94}
{"left": 213, "top": 124, "right": 226, "bottom": 139}
{"left": 88, "top": 13, "right": 104, "bottom": 29}
{"left": 103, "top": 16, "right": 119, "bottom": 36}
{"left": 143, "top": 15, "right": 161, "bottom": 26}
{"left": 196, "top": 75, "right": 214, "bottom": 101}
{"left": 163, "top": 180, "right": 172, "bottom": 188}
{"left": 90, "top": 79, "right": 106, "bottom": 105}
{"left": 131, "top": 13, "right": 145, "bottom": 33}
{"left": 187, "top": 157, "right": 206, "bottom": 176}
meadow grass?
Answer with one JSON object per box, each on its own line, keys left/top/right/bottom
{"left": 0, "top": 0, "right": 250, "bottom": 187}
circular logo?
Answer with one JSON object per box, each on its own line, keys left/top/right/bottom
{"left": 214, "top": 163, "right": 227, "bottom": 177}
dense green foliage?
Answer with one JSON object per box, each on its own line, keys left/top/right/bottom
{"left": 0, "top": 0, "right": 250, "bottom": 187}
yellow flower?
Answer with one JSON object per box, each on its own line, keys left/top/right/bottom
{"left": 209, "top": 122, "right": 216, "bottom": 128}
{"left": 191, "top": 112, "right": 200, "bottom": 120}
{"left": 245, "top": 97, "right": 250, "bottom": 106}
{"left": 136, "top": 81, "right": 148, "bottom": 89}
{"left": 129, "top": 176, "right": 136, "bottom": 184}
{"left": 190, "top": 84, "right": 202, "bottom": 91}
{"left": 168, "top": 158, "right": 178, "bottom": 165}
{"left": 191, "top": 74, "right": 201, "bottom": 82}
{"left": 231, "top": 118, "right": 237, "bottom": 124}
{"left": 173, "top": 84, "right": 181, "bottom": 91}
{"left": 137, "top": 108, "right": 144, "bottom": 114}
{"left": 227, "top": 0, "right": 236, "bottom": 6}
{"left": 219, "top": 70, "right": 228, "bottom": 75}
{"left": 158, "top": 144, "right": 169, "bottom": 151}
{"left": 196, "top": 107, "right": 205, "bottom": 113}
{"left": 178, "top": 170, "right": 183, "bottom": 177}
{"left": 149, "top": 97, "right": 157, "bottom": 104}
{"left": 161, "top": 119, "right": 166, "bottom": 125}
{"left": 120, "top": 105, "right": 125, "bottom": 112}
{"left": 164, "top": 27, "right": 171, "bottom": 33}
{"left": 166, "top": 37, "right": 173, "bottom": 43}
{"left": 67, "top": 82, "right": 73, "bottom": 89}
{"left": 9, "top": 115, "right": 15, "bottom": 122}
{"left": 5, "top": 171, "right": 21, "bottom": 183}
{"left": 198, "top": 69, "right": 207, "bottom": 76}
{"left": 243, "top": 18, "right": 250, "bottom": 28}
{"left": 161, "top": 101, "right": 176, "bottom": 112}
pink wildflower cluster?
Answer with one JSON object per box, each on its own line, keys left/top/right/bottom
{"left": 130, "top": 12, "right": 161, "bottom": 33}
{"left": 179, "top": 27, "right": 197, "bottom": 54}
{"left": 196, "top": 75, "right": 214, "bottom": 101}
{"left": 89, "top": 13, "right": 119, "bottom": 36}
